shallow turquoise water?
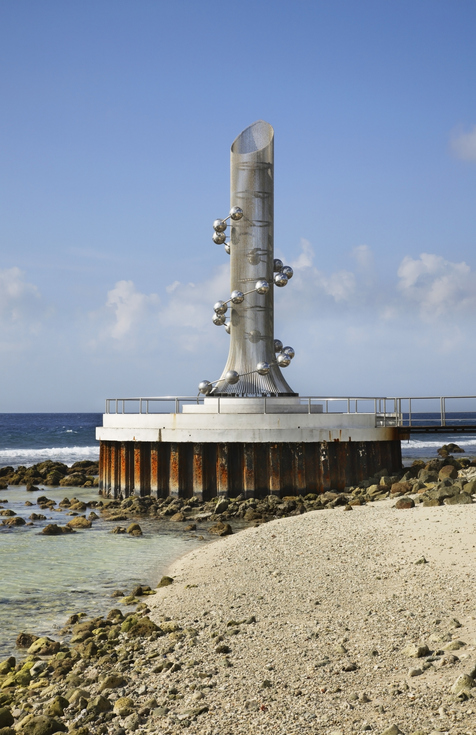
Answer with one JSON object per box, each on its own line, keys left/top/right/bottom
{"left": 0, "top": 485, "right": 205, "bottom": 658}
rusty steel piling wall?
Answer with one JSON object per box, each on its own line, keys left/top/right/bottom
{"left": 99, "top": 439, "right": 402, "bottom": 499}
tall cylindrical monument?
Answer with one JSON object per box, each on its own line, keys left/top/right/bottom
{"left": 211, "top": 120, "right": 295, "bottom": 396}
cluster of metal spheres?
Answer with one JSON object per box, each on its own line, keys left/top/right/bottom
{"left": 199, "top": 204, "right": 296, "bottom": 395}
{"left": 198, "top": 342, "right": 295, "bottom": 395}
{"left": 212, "top": 206, "right": 243, "bottom": 254}
{"left": 212, "top": 262, "right": 294, "bottom": 331}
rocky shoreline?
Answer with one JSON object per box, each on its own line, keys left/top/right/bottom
{"left": 0, "top": 461, "right": 100, "bottom": 492}
{"left": 1, "top": 450, "right": 476, "bottom": 734}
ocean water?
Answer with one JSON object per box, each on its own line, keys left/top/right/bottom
{"left": 399, "top": 412, "right": 476, "bottom": 464}
{"left": 0, "top": 413, "right": 204, "bottom": 658}
{"left": 0, "top": 413, "right": 101, "bottom": 467}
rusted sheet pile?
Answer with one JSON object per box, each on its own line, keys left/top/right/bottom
{"left": 99, "top": 440, "right": 402, "bottom": 500}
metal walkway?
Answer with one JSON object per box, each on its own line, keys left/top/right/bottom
{"left": 104, "top": 394, "right": 476, "bottom": 434}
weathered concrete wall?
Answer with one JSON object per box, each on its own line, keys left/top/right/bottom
{"left": 99, "top": 439, "right": 402, "bottom": 500}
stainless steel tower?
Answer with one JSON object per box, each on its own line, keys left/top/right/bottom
{"left": 203, "top": 120, "right": 296, "bottom": 397}
{"left": 97, "top": 119, "right": 404, "bottom": 499}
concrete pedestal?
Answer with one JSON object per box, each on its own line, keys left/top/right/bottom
{"left": 96, "top": 405, "right": 402, "bottom": 499}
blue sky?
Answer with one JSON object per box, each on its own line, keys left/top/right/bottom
{"left": 1, "top": 0, "right": 475, "bottom": 411}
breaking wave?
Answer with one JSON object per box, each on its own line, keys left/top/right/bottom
{"left": 0, "top": 446, "right": 99, "bottom": 467}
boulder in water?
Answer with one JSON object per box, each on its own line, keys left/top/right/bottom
{"left": 66, "top": 516, "right": 92, "bottom": 529}
{"left": 41, "top": 524, "right": 74, "bottom": 535}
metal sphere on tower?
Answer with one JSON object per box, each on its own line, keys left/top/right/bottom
{"left": 256, "top": 361, "right": 270, "bottom": 375}
{"left": 213, "top": 300, "right": 228, "bottom": 315}
{"left": 229, "top": 206, "right": 243, "bottom": 221}
{"left": 213, "top": 219, "right": 227, "bottom": 233}
{"left": 281, "top": 265, "right": 293, "bottom": 279}
{"left": 274, "top": 272, "right": 288, "bottom": 287}
{"left": 230, "top": 290, "right": 244, "bottom": 304}
{"left": 212, "top": 313, "right": 226, "bottom": 326}
{"left": 274, "top": 339, "right": 283, "bottom": 353}
{"left": 224, "top": 322, "right": 231, "bottom": 334}
{"left": 224, "top": 243, "right": 231, "bottom": 255}
{"left": 277, "top": 352, "right": 291, "bottom": 367}
{"left": 225, "top": 370, "right": 240, "bottom": 384}
{"left": 283, "top": 346, "right": 295, "bottom": 359}
{"left": 213, "top": 231, "right": 226, "bottom": 245}
{"left": 273, "top": 258, "right": 283, "bottom": 272}
{"left": 198, "top": 380, "right": 212, "bottom": 395}
{"left": 255, "top": 279, "right": 269, "bottom": 294}
{"left": 249, "top": 330, "right": 262, "bottom": 343}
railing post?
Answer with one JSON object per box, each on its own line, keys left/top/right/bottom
{"left": 408, "top": 398, "right": 412, "bottom": 427}
{"left": 347, "top": 398, "right": 350, "bottom": 414}
{"left": 264, "top": 396, "right": 267, "bottom": 414}
{"left": 218, "top": 396, "right": 221, "bottom": 414}
{"left": 175, "top": 397, "right": 179, "bottom": 414}
{"left": 441, "top": 397, "right": 446, "bottom": 427}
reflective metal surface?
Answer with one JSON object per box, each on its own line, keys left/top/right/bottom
{"left": 230, "top": 290, "right": 244, "bottom": 304}
{"left": 277, "top": 353, "right": 291, "bottom": 367}
{"left": 214, "top": 300, "right": 228, "bottom": 315}
{"left": 198, "top": 381, "right": 212, "bottom": 395}
{"left": 274, "top": 272, "right": 288, "bottom": 287}
{"left": 211, "top": 120, "right": 295, "bottom": 396}
{"left": 225, "top": 370, "right": 240, "bottom": 385}
{"left": 229, "top": 206, "right": 243, "bottom": 220}
{"left": 212, "top": 313, "right": 226, "bottom": 326}
{"left": 213, "top": 231, "right": 226, "bottom": 244}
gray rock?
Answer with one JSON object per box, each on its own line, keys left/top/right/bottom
{"left": 444, "top": 639, "right": 466, "bottom": 651}
{"left": 21, "top": 716, "right": 67, "bottom": 735}
{"left": 214, "top": 498, "right": 229, "bottom": 514}
{"left": 0, "top": 709, "right": 14, "bottom": 729}
{"left": 463, "top": 479, "right": 476, "bottom": 495}
{"left": 444, "top": 493, "right": 472, "bottom": 505}
{"left": 123, "top": 713, "right": 141, "bottom": 731}
{"left": 402, "top": 643, "right": 430, "bottom": 658}
{"left": 451, "top": 674, "right": 474, "bottom": 694}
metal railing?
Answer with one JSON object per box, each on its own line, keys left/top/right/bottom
{"left": 104, "top": 394, "right": 476, "bottom": 429}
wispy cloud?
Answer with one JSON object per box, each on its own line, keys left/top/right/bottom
{"left": 450, "top": 124, "right": 476, "bottom": 162}
{"left": 0, "top": 267, "right": 41, "bottom": 324}
{"left": 105, "top": 280, "right": 160, "bottom": 339}
{"left": 397, "top": 253, "right": 476, "bottom": 320}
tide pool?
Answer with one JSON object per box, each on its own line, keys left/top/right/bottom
{"left": 0, "top": 485, "right": 205, "bottom": 658}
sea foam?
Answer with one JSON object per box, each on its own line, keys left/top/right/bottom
{"left": 0, "top": 445, "right": 99, "bottom": 467}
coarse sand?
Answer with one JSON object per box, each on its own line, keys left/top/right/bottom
{"left": 146, "top": 499, "right": 476, "bottom": 735}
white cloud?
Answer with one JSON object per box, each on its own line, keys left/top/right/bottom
{"left": 0, "top": 267, "right": 41, "bottom": 324}
{"left": 290, "top": 238, "right": 314, "bottom": 269}
{"left": 450, "top": 125, "right": 476, "bottom": 162}
{"left": 106, "top": 280, "right": 160, "bottom": 339}
{"left": 287, "top": 239, "right": 356, "bottom": 306}
{"left": 397, "top": 253, "right": 476, "bottom": 320}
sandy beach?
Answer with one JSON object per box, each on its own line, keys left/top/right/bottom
{"left": 144, "top": 499, "right": 476, "bottom": 735}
